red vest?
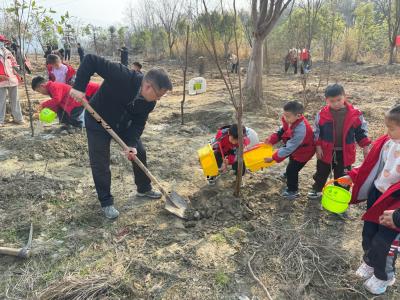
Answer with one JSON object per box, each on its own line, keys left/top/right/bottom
{"left": 269, "top": 116, "right": 315, "bottom": 163}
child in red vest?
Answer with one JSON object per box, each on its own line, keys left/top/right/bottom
{"left": 208, "top": 124, "right": 249, "bottom": 185}
{"left": 46, "top": 54, "right": 76, "bottom": 85}
{"left": 308, "top": 84, "right": 371, "bottom": 199}
{"left": 32, "top": 76, "right": 99, "bottom": 132}
{"left": 265, "top": 101, "right": 315, "bottom": 199}
{"left": 339, "top": 105, "right": 400, "bottom": 295}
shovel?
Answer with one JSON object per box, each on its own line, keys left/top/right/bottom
{"left": 0, "top": 223, "right": 33, "bottom": 258}
{"left": 80, "top": 99, "right": 188, "bottom": 219}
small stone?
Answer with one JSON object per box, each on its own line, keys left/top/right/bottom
{"left": 33, "top": 153, "right": 43, "bottom": 160}
{"left": 61, "top": 227, "right": 67, "bottom": 232}
{"left": 193, "top": 211, "right": 200, "bottom": 220}
{"left": 173, "top": 219, "right": 186, "bottom": 230}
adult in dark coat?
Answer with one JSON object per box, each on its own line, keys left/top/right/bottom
{"left": 69, "top": 54, "right": 173, "bottom": 219}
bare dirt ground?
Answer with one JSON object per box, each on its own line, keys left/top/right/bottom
{"left": 1, "top": 57, "right": 400, "bottom": 299}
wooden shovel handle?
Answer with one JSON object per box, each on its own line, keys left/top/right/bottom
{"left": 81, "top": 99, "right": 168, "bottom": 196}
{"left": 0, "top": 247, "right": 30, "bottom": 258}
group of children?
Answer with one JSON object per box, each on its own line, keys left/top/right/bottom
{"left": 32, "top": 57, "right": 143, "bottom": 133}
{"left": 210, "top": 83, "right": 400, "bottom": 295}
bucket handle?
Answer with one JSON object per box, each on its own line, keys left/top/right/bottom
{"left": 323, "top": 178, "right": 353, "bottom": 192}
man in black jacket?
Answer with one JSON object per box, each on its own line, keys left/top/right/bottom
{"left": 69, "top": 54, "right": 172, "bottom": 219}
{"left": 77, "top": 43, "right": 85, "bottom": 63}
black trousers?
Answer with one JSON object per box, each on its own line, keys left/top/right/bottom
{"left": 79, "top": 55, "right": 84, "bottom": 63}
{"left": 64, "top": 49, "right": 71, "bottom": 61}
{"left": 362, "top": 185, "right": 400, "bottom": 280}
{"left": 312, "top": 151, "right": 351, "bottom": 192}
{"left": 86, "top": 128, "right": 152, "bottom": 207}
{"left": 286, "top": 157, "right": 306, "bottom": 192}
{"left": 214, "top": 150, "right": 245, "bottom": 175}
{"left": 57, "top": 107, "right": 84, "bottom": 128}
{"left": 231, "top": 63, "right": 238, "bottom": 74}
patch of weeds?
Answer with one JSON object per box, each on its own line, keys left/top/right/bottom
{"left": 48, "top": 197, "right": 63, "bottom": 206}
{"left": 209, "top": 233, "right": 227, "bottom": 244}
{"left": 0, "top": 228, "right": 19, "bottom": 244}
{"left": 224, "top": 225, "right": 242, "bottom": 236}
{"left": 215, "top": 270, "right": 230, "bottom": 286}
{"left": 46, "top": 223, "right": 68, "bottom": 241}
{"left": 79, "top": 267, "right": 91, "bottom": 276}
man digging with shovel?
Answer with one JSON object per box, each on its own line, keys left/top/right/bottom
{"left": 69, "top": 54, "right": 173, "bottom": 219}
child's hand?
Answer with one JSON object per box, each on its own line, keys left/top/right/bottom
{"left": 337, "top": 176, "right": 352, "bottom": 186}
{"left": 123, "top": 147, "right": 137, "bottom": 161}
{"left": 264, "top": 157, "right": 274, "bottom": 163}
{"left": 221, "top": 158, "right": 229, "bottom": 172}
{"left": 379, "top": 210, "right": 396, "bottom": 229}
{"left": 316, "top": 145, "right": 323, "bottom": 160}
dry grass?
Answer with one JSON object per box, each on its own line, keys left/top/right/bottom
{"left": 38, "top": 274, "right": 133, "bottom": 300}
{"left": 244, "top": 219, "right": 370, "bottom": 299}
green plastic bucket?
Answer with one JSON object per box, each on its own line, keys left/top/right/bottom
{"left": 321, "top": 180, "right": 351, "bottom": 214}
{"left": 39, "top": 108, "right": 57, "bottom": 123}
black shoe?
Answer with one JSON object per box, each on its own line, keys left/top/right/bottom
{"left": 307, "top": 190, "right": 322, "bottom": 200}
{"left": 207, "top": 176, "right": 217, "bottom": 185}
{"left": 281, "top": 189, "right": 300, "bottom": 199}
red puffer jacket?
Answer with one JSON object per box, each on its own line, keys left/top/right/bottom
{"left": 41, "top": 81, "right": 100, "bottom": 116}
{"left": 348, "top": 135, "right": 400, "bottom": 232}
{"left": 314, "top": 102, "right": 371, "bottom": 166}
{"left": 212, "top": 126, "right": 250, "bottom": 165}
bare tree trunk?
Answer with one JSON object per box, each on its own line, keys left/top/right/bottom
{"left": 233, "top": 0, "right": 244, "bottom": 197}
{"left": 181, "top": 25, "right": 190, "bottom": 125}
{"left": 244, "top": 38, "right": 263, "bottom": 108}
{"left": 15, "top": 0, "right": 34, "bottom": 136}
{"left": 389, "top": 43, "right": 396, "bottom": 64}
{"left": 264, "top": 39, "right": 270, "bottom": 74}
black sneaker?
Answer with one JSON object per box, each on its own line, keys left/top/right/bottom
{"left": 281, "top": 189, "right": 299, "bottom": 199}
{"left": 278, "top": 172, "right": 287, "bottom": 181}
{"left": 307, "top": 190, "right": 322, "bottom": 200}
{"left": 207, "top": 176, "right": 217, "bottom": 185}
{"left": 53, "top": 125, "right": 69, "bottom": 134}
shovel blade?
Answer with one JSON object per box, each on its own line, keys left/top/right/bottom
{"left": 164, "top": 191, "right": 188, "bottom": 219}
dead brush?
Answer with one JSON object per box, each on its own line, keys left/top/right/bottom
{"left": 38, "top": 274, "right": 133, "bottom": 300}
{"left": 246, "top": 221, "right": 369, "bottom": 299}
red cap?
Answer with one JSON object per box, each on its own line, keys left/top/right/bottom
{"left": 0, "top": 35, "right": 10, "bottom": 42}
